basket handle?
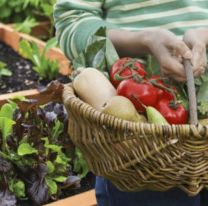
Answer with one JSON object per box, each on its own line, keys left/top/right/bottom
{"left": 184, "top": 59, "right": 198, "bottom": 124}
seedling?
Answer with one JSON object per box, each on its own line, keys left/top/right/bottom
{"left": 18, "top": 38, "right": 59, "bottom": 81}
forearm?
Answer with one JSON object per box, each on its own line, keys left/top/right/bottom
{"left": 107, "top": 29, "right": 151, "bottom": 57}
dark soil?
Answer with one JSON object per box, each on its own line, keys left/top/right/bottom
{"left": 17, "top": 173, "right": 95, "bottom": 206}
{"left": 0, "top": 41, "right": 70, "bottom": 94}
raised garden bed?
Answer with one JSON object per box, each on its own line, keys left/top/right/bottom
{"left": 0, "top": 23, "right": 71, "bottom": 100}
{"left": 0, "top": 83, "right": 96, "bottom": 206}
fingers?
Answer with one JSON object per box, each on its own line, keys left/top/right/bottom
{"left": 191, "top": 43, "right": 207, "bottom": 76}
{"left": 183, "top": 28, "right": 208, "bottom": 77}
{"left": 165, "top": 38, "right": 192, "bottom": 59}
{"left": 154, "top": 46, "right": 186, "bottom": 81}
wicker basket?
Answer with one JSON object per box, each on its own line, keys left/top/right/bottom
{"left": 63, "top": 62, "right": 208, "bottom": 196}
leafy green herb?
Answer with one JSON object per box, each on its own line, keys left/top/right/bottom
{"left": 18, "top": 38, "right": 59, "bottom": 80}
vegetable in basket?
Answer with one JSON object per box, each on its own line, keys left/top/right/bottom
{"left": 109, "top": 57, "right": 146, "bottom": 88}
{"left": 72, "top": 68, "right": 116, "bottom": 110}
{"left": 109, "top": 57, "right": 188, "bottom": 124}
{"left": 146, "top": 106, "right": 169, "bottom": 125}
{"left": 155, "top": 99, "right": 188, "bottom": 124}
{"left": 117, "top": 78, "right": 158, "bottom": 113}
{"left": 101, "top": 95, "right": 146, "bottom": 122}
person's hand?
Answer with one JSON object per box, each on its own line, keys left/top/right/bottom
{"left": 143, "top": 29, "right": 192, "bottom": 81}
{"left": 108, "top": 28, "right": 191, "bottom": 81}
{"left": 183, "top": 28, "right": 208, "bottom": 77}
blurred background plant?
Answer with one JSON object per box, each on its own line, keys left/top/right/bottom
{"left": 0, "top": 0, "right": 56, "bottom": 39}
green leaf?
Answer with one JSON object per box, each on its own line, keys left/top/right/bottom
{"left": 0, "top": 103, "right": 16, "bottom": 119}
{"left": 74, "top": 148, "right": 89, "bottom": 178}
{"left": 72, "top": 27, "right": 119, "bottom": 72}
{"left": 0, "top": 61, "right": 12, "bottom": 77}
{"left": 85, "top": 39, "right": 106, "bottom": 67}
{"left": 0, "top": 117, "right": 15, "bottom": 140}
{"left": 18, "top": 40, "right": 34, "bottom": 60}
{"left": 17, "top": 143, "right": 38, "bottom": 156}
{"left": 52, "top": 120, "right": 64, "bottom": 139}
{"left": 19, "top": 39, "right": 59, "bottom": 80}
{"left": 46, "top": 144, "right": 62, "bottom": 153}
{"left": 47, "top": 160, "right": 55, "bottom": 174}
{"left": 42, "top": 37, "right": 58, "bottom": 56}
{"left": 92, "top": 48, "right": 106, "bottom": 71}
{"left": 0, "top": 68, "right": 12, "bottom": 76}
{"left": 9, "top": 179, "right": 25, "bottom": 198}
{"left": 14, "top": 17, "right": 38, "bottom": 34}
{"left": 0, "top": 61, "right": 7, "bottom": 68}
{"left": 53, "top": 176, "right": 67, "bottom": 183}
{"left": 105, "top": 38, "right": 119, "bottom": 69}
{"left": 42, "top": 137, "right": 62, "bottom": 153}
{"left": 197, "top": 81, "right": 208, "bottom": 102}
{"left": 54, "top": 152, "right": 70, "bottom": 168}
{"left": 45, "top": 177, "right": 58, "bottom": 195}
{"left": 9, "top": 95, "right": 27, "bottom": 101}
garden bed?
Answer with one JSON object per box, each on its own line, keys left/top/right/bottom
{"left": 0, "top": 84, "right": 96, "bottom": 206}
{"left": 0, "top": 23, "right": 71, "bottom": 99}
{"left": 0, "top": 40, "right": 69, "bottom": 94}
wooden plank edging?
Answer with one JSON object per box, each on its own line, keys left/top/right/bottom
{"left": 45, "top": 189, "right": 97, "bottom": 206}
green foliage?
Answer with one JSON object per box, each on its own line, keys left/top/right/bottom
{"left": 74, "top": 148, "right": 89, "bottom": 178}
{"left": 9, "top": 179, "right": 25, "bottom": 198}
{"left": 195, "top": 69, "right": 208, "bottom": 118}
{"left": 0, "top": 0, "right": 56, "bottom": 22}
{"left": 0, "top": 101, "right": 87, "bottom": 205}
{"left": 198, "top": 101, "right": 208, "bottom": 116}
{"left": 17, "top": 143, "right": 38, "bottom": 156}
{"left": 14, "top": 17, "right": 38, "bottom": 34}
{"left": 0, "top": 103, "right": 16, "bottom": 152}
{"left": 73, "top": 27, "right": 119, "bottom": 73}
{"left": 0, "top": 61, "right": 12, "bottom": 77}
{"left": 18, "top": 38, "right": 59, "bottom": 80}
{"left": 0, "top": 0, "right": 56, "bottom": 38}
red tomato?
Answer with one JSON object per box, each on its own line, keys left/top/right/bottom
{"left": 149, "top": 75, "right": 174, "bottom": 101}
{"left": 110, "top": 57, "right": 146, "bottom": 88}
{"left": 117, "top": 79, "right": 158, "bottom": 112}
{"left": 155, "top": 99, "right": 188, "bottom": 124}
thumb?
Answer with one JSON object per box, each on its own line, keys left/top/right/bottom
{"left": 191, "top": 43, "right": 207, "bottom": 76}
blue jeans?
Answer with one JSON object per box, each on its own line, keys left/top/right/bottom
{"left": 95, "top": 176, "right": 207, "bottom": 206}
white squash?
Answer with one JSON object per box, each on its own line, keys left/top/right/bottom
{"left": 73, "top": 68, "right": 116, "bottom": 110}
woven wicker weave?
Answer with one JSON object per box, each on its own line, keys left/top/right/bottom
{"left": 63, "top": 59, "right": 206, "bottom": 196}
{"left": 63, "top": 83, "right": 208, "bottom": 196}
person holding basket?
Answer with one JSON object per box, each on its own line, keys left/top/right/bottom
{"left": 54, "top": 0, "right": 208, "bottom": 205}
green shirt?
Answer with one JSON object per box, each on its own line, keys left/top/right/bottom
{"left": 54, "top": 0, "right": 208, "bottom": 60}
